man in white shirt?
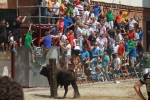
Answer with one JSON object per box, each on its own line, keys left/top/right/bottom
{"left": 115, "top": 30, "right": 122, "bottom": 42}
{"left": 75, "top": 24, "right": 83, "bottom": 50}
{"left": 60, "top": 39, "right": 71, "bottom": 69}
{"left": 129, "top": 17, "right": 137, "bottom": 31}
{"left": 113, "top": 53, "right": 121, "bottom": 83}
{"left": 112, "top": 41, "right": 119, "bottom": 58}
{"left": 82, "top": 5, "right": 89, "bottom": 24}
{"left": 52, "top": 0, "right": 60, "bottom": 23}
{"left": 73, "top": 3, "right": 80, "bottom": 17}
{"left": 41, "top": 0, "right": 49, "bottom": 24}
{"left": 96, "top": 34, "right": 107, "bottom": 53}
{"left": 61, "top": 32, "right": 68, "bottom": 54}
{"left": 92, "top": 17, "right": 99, "bottom": 33}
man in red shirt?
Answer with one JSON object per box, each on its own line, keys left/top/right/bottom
{"left": 118, "top": 41, "right": 125, "bottom": 62}
{"left": 115, "top": 11, "right": 122, "bottom": 30}
{"left": 128, "top": 28, "right": 136, "bottom": 40}
{"left": 67, "top": 30, "right": 74, "bottom": 48}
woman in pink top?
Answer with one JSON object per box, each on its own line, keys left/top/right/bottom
{"left": 56, "top": 17, "right": 64, "bottom": 36}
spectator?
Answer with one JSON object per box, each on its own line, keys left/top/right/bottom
{"left": 112, "top": 41, "right": 119, "bottom": 59}
{"left": 66, "top": 3, "right": 74, "bottom": 14}
{"left": 88, "top": 31, "right": 96, "bottom": 48}
{"left": 103, "top": 17, "right": 109, "bottom": 28}
{"left": 107, "top": 27, "right": 116, "bottom": 39}
{"left": 67, "top": 30, "right": 74, "bottom": 48}
{"left": 64, "top": 13, "right": 74, "bottom": 33}
{"left": 92, "top": 17, "right": 100, "bottom": 33}
{"left": 60, "top": 0, "right": 67, "bottom": 16}
{"left": 49, "top": 26, "right": 59, "bottom": 46}
{"left": 113, "top": 53, "right": 121, "bottom": 84}
{"left": 118, "top": 41, "right": 125, "bottom": 61}
{"left": 136, "top": 40, "right": 143, "bottom": 56}
{"left": 115, "top": 30, "right": 122, "bottom": 42}
{"left": 129, "top": 17, "right": 137, "bottom": 31}
{"left": 138, "top": 28, "right": 143, "bottom": 42}
{"left": 101, "top": 51, "right": 110, "bottom": 81}
{"left": 106, "top": 8, "right": 114, "bottom": 29}
{"left": 78, "top": 45, "right": 90, "bottom": 77}
{"left": 143, "top": 53, "right": 150, "bottom": 74}
{"left": 24, "top": 23, "right": 37, "bottom": 63}
{"left": 106, "top": 34, "right": 114, "bottom": 62}
{"left": 0, "top": 19, "right": 9, "bottom": 53}
{"left": 93, "top": 3, "right": 102, "bottom": 20}
{"left": 13, "top": 16, "right": 26, "bottom": 48}
{"left": 99, "top": 22, "right": 106, "bottom": 35}
{"left": 129, "top": 46, "right": 137, "bottom": 68}
{"left": 60, "top": 32, "right": 68, "bottom": 55}
{"left": 60, "top": 39, "right": 71, "bottom": 69}
{"left": 56, "top": 17, "right": 64, "bottom": 36}
{"left": 96, "top": 34, "right": 107, "bottom": 53}
{"left": 52, "top": 0, "right": 60, "bottom": 24}
{"left": 124, "top": 38, "right": 129, "bottom": 63}
{"left": 72, "top": 3, "right": 80, "bottom": 17}
{"left": 8, "top": 30, "right": 17, "bottom": 53}
{"left": 115, "top": 11, "right": 122, "bottom": 30}
{"left": 0, "top": 76, "right": 24, "bottom": 100}
{"left": 82, "top": 5, "right": 89, "bottom": 24}
{"left": 41, "top": 0, "right": 49, "bottom": 24}
{"left": 90, "top": 43, "right": 100, "bottom": 73}
{"left": 40, "top": 31, "right": 52, "bottom": 59}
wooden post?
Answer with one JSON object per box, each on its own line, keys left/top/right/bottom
{"left": 48, "top": 58, "right": 58, "bottom": 98}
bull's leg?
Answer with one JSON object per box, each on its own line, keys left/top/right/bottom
{"left": 63, "top": 85, "right": 68, "bottom": 98}
{"left": 71, "top": 81, "right": 80, "bottom": 98}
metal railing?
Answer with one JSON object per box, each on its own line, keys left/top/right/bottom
{"left": 16, "top": 0, "right": 61, "bottom": 26}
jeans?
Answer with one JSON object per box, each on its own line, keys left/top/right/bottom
{"left": 90, "top": 58, "right": 97, "bottom": 72}
{"left": 108, "top": 21, "right": 114, "bottom": 29}
{"left": 78, "top": 37, "right": 83, "bottom": 50}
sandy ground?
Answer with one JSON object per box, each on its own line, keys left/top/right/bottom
{"left": 24, "top": 79, "right": 148, "bottom": 100}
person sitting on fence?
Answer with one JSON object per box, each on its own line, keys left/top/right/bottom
{"left": 49, "top": 26, "right": 60, "bottom": 46}
{"left": 40, "top": 31, "right": 52, "bottom": 58}
{"left": 8, "top": 30, "right": 17, "bottom": 53}
{"left": 24, "top": 23, "right": 37, "bottom": 64}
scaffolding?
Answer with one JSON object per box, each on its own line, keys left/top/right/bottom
{"left": 16, "top": 0, "right": 61, "bottom": 46}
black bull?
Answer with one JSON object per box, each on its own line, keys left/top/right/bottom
{"left": 40, "top": 67, "right": 80, "bottom": 98}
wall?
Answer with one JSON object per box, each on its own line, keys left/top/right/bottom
{"left": 92, "top": 0, "right": 150, "bottom": 8}
{"left": 0, "top": 52, "right": 11, "bottom": 77}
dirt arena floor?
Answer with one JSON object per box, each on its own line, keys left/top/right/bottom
{"left": 24, "top": 79, "right": 148, "bottom": 100}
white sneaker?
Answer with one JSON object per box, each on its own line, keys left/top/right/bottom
{"left": 116, "top": 81, "right": 120, "bottom": 84}
{"left": 41, "top": 63, "right": 47, "bottom": 67}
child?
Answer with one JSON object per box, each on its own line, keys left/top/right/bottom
{"left": 8, "top": 31, "right": 17, "bottom": 53}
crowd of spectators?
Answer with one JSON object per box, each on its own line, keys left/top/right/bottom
{"left": 0, "top": 0, "right": 149, "bottom": 83}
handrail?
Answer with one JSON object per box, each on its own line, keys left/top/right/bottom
{"left": 17, "top": 6, "right": 60, "bottom": 9}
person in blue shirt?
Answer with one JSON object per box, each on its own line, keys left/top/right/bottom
{"left": 101, "top": 51, "right": 110, "bottom": 81}
{"left": 93, "top": 3, "right": 102, "bottom": 21}
{"left": 138, "top": 28, "right": 143, "bottom": 42}
{"left": 129, "top": 47, "right": 137, "bottom": 67}
{"left": 49, "top": 26, "right": 59, "bottom": 46}
{"left": 40, "top": 31, "right": 52, "bottom": 67}
{"left": 64, "top": 13, "right": 74, "bottom": 33}
{"left": 78, "top": 46, "right": 90, "bottom": 77}
{"left": 124, "top": 38, "right": 129, "bottom": 63}
{"left": 90, "top": 43, "right": 100, "bottom": 73}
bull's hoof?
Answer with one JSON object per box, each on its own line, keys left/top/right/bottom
{"left": 74, "top": 94, "right": 81, "bottom": 98}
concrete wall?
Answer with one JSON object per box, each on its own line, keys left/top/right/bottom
{"left": 14, "top": 46, "right": 60, "bottom": 87}
{"left": 0, "top": 52, "right": 11, "bottom": 77}
{"left": 92, "top": 0, "right": 150, "bottom": 8}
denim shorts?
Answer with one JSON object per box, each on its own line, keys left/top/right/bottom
{"left": 130, "top": 56, "right": 136, "bottom": 63}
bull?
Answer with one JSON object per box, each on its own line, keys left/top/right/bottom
{"left": 40, "top": 67, "right": 80, "bottom": 98}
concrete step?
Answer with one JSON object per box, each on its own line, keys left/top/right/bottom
{"left": 0, "top": 52, "right": 11, "bottom": 59}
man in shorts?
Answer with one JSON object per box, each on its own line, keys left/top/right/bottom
{"left": 60, "top": 39, "right": 71, "bottom": 69}
{"left": 113, "top": 53, "right": 121, "bottom": 84}
{"left": 13, "top": 16, "right": 26, "bottom": 48}
{"left": 0, "top": 19, "right": 9, "bottom": 53}
{"left": 24, "top": 23, "right": 37, "bottom": 63}
{"left": 101, "top": 51, "right": 110, "bottom": 82}
{"left": 134, "top": 72, "right": 150, "bottom": 100}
